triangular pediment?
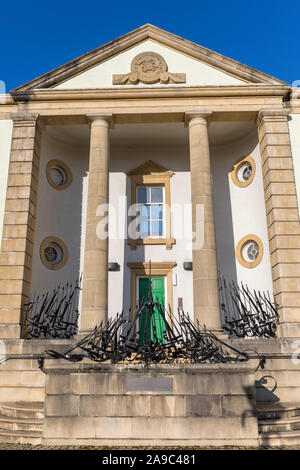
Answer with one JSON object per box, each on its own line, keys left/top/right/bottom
{"left": 128, "top": 160, "right": 174, "bottom": 177}
{"left": 12, "top": 24, "right": 287, "bottom": 93}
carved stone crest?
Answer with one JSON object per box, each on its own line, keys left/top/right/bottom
{"left": 113, "top": 52, "right": 186, "bottom": 85}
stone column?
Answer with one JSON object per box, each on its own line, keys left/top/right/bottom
{"left": 185, "top": 111, "right": 221, "bottom": 331}
{"left": 256, "top": 109, "right": 300, "bottom": 338}
{"left": 80, "top": 113, "right": 113, "bottom": 332}
{"left": 0, "top": 113, "right": 42, "bottom": 339}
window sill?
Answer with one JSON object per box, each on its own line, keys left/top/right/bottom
{"left": 127, "top": 237, "right": 176, "bottom": 250}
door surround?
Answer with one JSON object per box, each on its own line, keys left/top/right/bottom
{"left": 127, "top": 262, "right": 176, "bottom": 317}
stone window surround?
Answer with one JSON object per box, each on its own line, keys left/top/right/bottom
{"left": 46, "top": 159, "right": 73, "bottom": 191}
{"left": 230, "top": 155, "right": 256, "bottom": 188}
{"left": 127, "top": 160, "right": 176, "bottom": 250}
{"left": 235, "top": 234, "right": 263, "bottom": 269}
{"left": 40, "top": 236, "right": 69, "bottom": 270}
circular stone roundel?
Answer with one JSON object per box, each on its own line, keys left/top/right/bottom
{"left": 236, "top": 234, "right": 263, "bottom": 269}
{"left": 230, "top": 156, "right": 256, "bottom": 188}
{"left": 46, "top": 160, "right": 72, "bottom": 191}
{"left": 40, "top": 236, "right": 69, "bottom": 270}
{"left": 130, "top": 52, "right": 167, "bottom": 84}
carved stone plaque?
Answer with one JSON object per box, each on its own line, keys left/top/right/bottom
{"left": 126, "top": 376, "right": 173, "bottom": 393}
{"left": 113, "top": 52, "right": 186, "bottom": 85}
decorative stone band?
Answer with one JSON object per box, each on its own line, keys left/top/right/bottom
{"left": 255, "top": 108, "right": 300, "bottom": 338}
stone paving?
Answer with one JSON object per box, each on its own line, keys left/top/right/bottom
{"left": 0, "top": 443, "right": 300, "bottom": 450}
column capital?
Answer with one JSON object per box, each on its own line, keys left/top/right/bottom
{"left": 10, "top": 112, "right": 41, "bottom": 124}
{"left": 10, "top": 112, "right": 44, "bottom": 131}
{"left": 255, "top": 108, "right": 289, "bottom": 129}
{"left": 86, "top": 113, "right": 114, "bottom": 128}
{"left": 184, "top": 110, "right": 212, "bottom": 127}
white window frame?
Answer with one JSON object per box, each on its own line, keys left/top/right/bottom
{"left": 136, "top": 185, "right": 165, "bottom": 239}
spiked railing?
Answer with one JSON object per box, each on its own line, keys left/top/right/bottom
{"left": 219, "top": 277, "right": 279, "bottom": 338}
{"left": 23, "top": 277, "right": 82, "bottom": 339}
{"left": 41, "top": 266, "right": 261, "bottom": 368}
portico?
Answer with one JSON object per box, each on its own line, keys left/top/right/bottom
{"left": 1, "top": 24, "right": 300, "bottom": 446}
{"left": 0, "top": 24, "right": 299, "bottom": 342}
{"left": 0, "top": 107, "right": 291, "bottom": 337}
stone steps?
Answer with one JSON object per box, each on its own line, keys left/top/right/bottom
{"left": 258, "top": 402, "right": 300, "bottom": 446}
{"left": 259, "top": 415, "right": 300, "bottom": 432}
{"left": 0, "top": 429, "right": 42, "bottom": 445}
{"left": 0, "top": 402, "right": 43, "bottom": 444}
{"left": 259, "top": 430, "right": 300, "bottom": 447}
{"left": 0, "top": 402, "right": 44, "bottom": 420}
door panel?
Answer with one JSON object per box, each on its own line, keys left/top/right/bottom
{"left": 138, "top": 277, "right": 165, "bottom": 343}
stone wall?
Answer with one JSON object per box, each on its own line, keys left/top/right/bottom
{"left": 42, "top": 361, "right": 259, "bottom": 446}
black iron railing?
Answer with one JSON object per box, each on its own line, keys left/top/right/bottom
{"left": 24, "top": 277, "right": 81, "bottom": 339}
{"left": 219, "top": 277, "right": 279, "bottom": 338}
{"left": 41, "top": 266, "right": 262, "bottom": 368}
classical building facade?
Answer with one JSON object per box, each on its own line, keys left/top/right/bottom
{"left": 0, "top": 25, "right": 300, "bottom": 446}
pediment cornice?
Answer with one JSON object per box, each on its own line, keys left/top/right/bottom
{"left": 11, "top": 24, "right": 287, "bottom": 95}
{"left": 127, "top": 160, "right": 174, "bottom": 177}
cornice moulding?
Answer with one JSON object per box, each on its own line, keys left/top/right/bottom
{"left": 10, "top": 85, "right": 291, "bottom": 102}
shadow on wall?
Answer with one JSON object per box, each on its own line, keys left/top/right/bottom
{"left": 122, "top": 175, "right": 145, "bottom": 314}
{"left": 211, "top": 129, "right": 260, "bottom": 323}
{"left": 242, "top": 378, "right": 280, "bottom": 426}
{"left": 255, "top": 375, "right": 280, "bottom": 404}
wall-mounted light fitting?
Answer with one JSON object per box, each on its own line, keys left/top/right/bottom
{"left": 183, "top": 262, "right": 193, "bottom": 271}
{"left": 108, "top": 262, "right": 120, "bottom": 272}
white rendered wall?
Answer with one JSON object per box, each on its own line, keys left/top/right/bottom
{"left": 211, "top": 129, "right": 273, "bottom": 296}
{"left": 108, "top": 140, "right": 194, "bottom": 320}
{"left": 288, "top": 114, "right": 300, "bottom": 215}
{"left": 30, "top": 123, "right": 274, "bottom": 328}
{"left": 30, "top": 128, "right": 89, "bottom": 303}
{"left": 0, "top": 119, "right": 12, "bottom": 246}
{"left": 54, "top": 40, "right": 245, "bottom": 90}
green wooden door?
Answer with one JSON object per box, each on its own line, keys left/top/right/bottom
{"left": 138, "top": 277, "right": 165, "bottom": 343}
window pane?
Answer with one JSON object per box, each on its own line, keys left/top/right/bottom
{"left": 151, "top": 187, "right": 163, "bottom": 203}
{"left": 152, "top": 220, "right": 163, "bottom": 236}
{"left": 151, "top": 204, "right": 163, "bottom": 219}
{"left": 140, "top": 204, "right": 150, "bottom": 218}
{"left": 140, "top": 220, "right": 150, "bottom": 237}
{"left": 137, "top": 187, "right": 148, "bottom": 203}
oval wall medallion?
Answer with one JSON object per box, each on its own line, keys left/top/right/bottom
{"left": 236, "top": 234, "right": 263, "bottom": 269}
{"left": 46, "top": 160, "right": 72, "bottom": 191}
{"left": 40, "top": 236, "right": 69, "bottom": 270}
{"left": 230, "top": 156, "right": 256, "bottom": 188}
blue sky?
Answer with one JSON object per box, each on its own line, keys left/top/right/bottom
{"left": 1, "top": 0, "right": 298, "bottom": 91}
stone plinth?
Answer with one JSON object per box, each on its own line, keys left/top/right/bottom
{"left": 42, "top": 361, "right": 259, "bottom": 446}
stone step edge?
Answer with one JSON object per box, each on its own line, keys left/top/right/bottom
{"left": 0, "top": 428, "right": 42, "bottom": 437}
{"left": 259, "top": 430, "right": 300, "bottom": 439}
{"left": 0, "top": 402, "right": 44, "bottom": 413}
{"left": 259, "top": 415, "right": 300, "bottom": 427}
{"left": 0, "top": 401, "right": 44, "bottom": 410}
{"left": 0, "top": 415, "right": 43, "bottom": 425}
{"left": 258, "top": 410, "right": 300, "bottom": 421}
{"left": 256, "top": 402, "right": 300, "bottom": 412}
{"left": 0, "top": 408, "right": 44, "bottom": 420}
